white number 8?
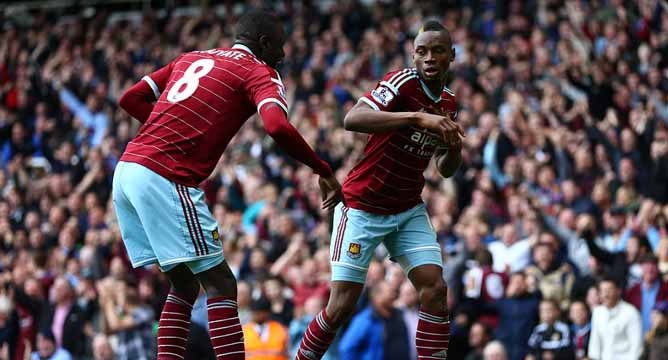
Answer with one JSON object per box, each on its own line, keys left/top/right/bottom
{"left": 167, "top": 59, "right": 214, "bottom": 103}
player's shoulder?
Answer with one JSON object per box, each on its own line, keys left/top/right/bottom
{"left": 379, "top": 68, "right": 419, "bottom": 94}
{"left": 442, "top": 85, "right": 456, "bottom": 101}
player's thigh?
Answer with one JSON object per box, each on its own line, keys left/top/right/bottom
{"left": 384, "top": 203, "right": 443, "bottom": 275}
{"left": 329, "top": 203, "right": 392, "bottom": 284}
{"left": 119, "top": 162, "right": 224, "bottom": 274}
{"left": 112, "top": 162, "right": 155, "bottom": 268}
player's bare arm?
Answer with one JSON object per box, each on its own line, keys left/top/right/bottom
{"left": 434, "top": 140, "right": 462, "bottom": 178}
{"left": 344, "top": 100, "right": 462, "bottom": 134}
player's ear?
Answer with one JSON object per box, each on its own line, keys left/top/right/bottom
{"left": 258, "top": 34, "right": 271, "bottom": 51}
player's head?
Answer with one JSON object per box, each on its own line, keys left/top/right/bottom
{"left": 234, "top": 8, "right": 286, "bottom": 68}
{"left": 413, "top": 20, "right": 454, "bottom": 84}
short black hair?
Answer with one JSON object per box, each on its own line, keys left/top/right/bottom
{"left": 234, "top": 8, "right": 281, "bottom": 42}
{"left": 420, "top": 19, "right": 446, "bottom": 33}
{"left": 599, "top": 275, "right": 621, "bottom": 289}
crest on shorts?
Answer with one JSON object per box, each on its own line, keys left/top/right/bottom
{"left": 347, "top": 243, "right": 362, "bottom": 259}
{"left": 212, "top": 229, "right": 220, "bottom": 243}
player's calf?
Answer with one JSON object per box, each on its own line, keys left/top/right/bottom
{"left": 196, "top": 262, "right": 245, "bottom": 360}
{"left": 410, "top": 265, "right": 450, "bottom": 359}
{"left": 158, "top": 264, "right": 200, "bottom": 360}
{"left": 295, "top": 281, "right": 363, "bottom": 360}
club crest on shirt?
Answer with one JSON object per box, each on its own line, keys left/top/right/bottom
{"left": 371, "top": 86, "right": 394, "bottom": 106}
{"left": 347, "top": 243, "right": 362, "bottom": 259}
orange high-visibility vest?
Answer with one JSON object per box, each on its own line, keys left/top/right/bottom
{"left": 243, "top": 320, "right": 289, "bottom": 360}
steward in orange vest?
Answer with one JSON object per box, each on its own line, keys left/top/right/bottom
{"left": 243, "top": 297, "right": 289, "bottom": 360}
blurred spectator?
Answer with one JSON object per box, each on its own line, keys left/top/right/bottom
{"left": 494, "top": 272, "right": 540, "bottom": 360}
{"left": 0, "top": 290, "right": 19, "bottom": 360}
{"left": 527, "top": 299, "right": 573, "bottom": 360}
{"left": 263, "top": 275, "right": 294, "bottom": 327}
{"left": 338, "top": 282, "right": 410, "bottom": 360}
{"left": 243, "top": 297, "right": 289, "bottom": 360}
{"left": 588, "top": 278, "right": 642, "bottom": 360}
{"left": 289, "top": 296, "right": 334, "bottom": 360}
{"left": 482, "top": 340, "right": 508, "bottom": 360}
{"left": 624, "top": 253, "right": 668, "bottom": 335}
{"left": 31, "top": 329, "right": 71, "bottom": 360}
{"left": 465, "top": 322, "right": 492, "bottom": 360}
{"left": 568, "top": 301, "right": 591, "bottom": 360}
{"left": 488, "top": 224, "right": 532, "bottom": 274}
{"left": 91, "top": 334, "right": 115, "bottom": 360}
{"left": 525, "top": 237, "right": 575, "bottom": 311}
{"left": 97, "top": 279, "right": 156, "bottom": 360}
{"left": 237, "top": 281, "right": 252, "bottom": 325}
{"left": 641, "top": 300, "right": 668, "bottom": 360}
{"left": 39, "top": 277, "right": 91, "bottom": 359}
{"left": 395, "top": 280, "right": 419, "bottom": 360}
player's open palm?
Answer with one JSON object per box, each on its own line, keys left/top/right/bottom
{"left": 318, "top": 175, "right": 343, "bottom": 210}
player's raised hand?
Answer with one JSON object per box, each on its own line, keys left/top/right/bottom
{"left": 318, "top": 175, "right": 343, "bottom": 210}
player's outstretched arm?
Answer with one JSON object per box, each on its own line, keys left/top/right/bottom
{"left": 259, "top": 103, "right": 342, "bottom": 209}
{"left": 119, "top": 80, "right": 156, "bottom": 123}
{"left": 344, "top": 100, "right": 464, "bottom": 136}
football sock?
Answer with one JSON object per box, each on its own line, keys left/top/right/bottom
{"left": 295, "top": 310, "right": 337, "bottom": 360}
{"left": 157, "top": 291, "right": 196, "bottom": 360}
{"left": 207, "top": 296, "right": 245, "bottom": 359}
{"left": 416, "top": 308, "right": 450, "bottom": 359}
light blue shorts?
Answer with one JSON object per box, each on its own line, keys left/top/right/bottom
{"left": 330, "top": 202, "right": 443, "bottom": 283}
{"left": 112, "top": 161, "right": 224, "bottom": 274}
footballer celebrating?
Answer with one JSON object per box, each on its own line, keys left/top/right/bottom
{"left": 115, "top": 9, "right": 341, "bottom": 360}
{"left": 295, "top": 20, "right": 462, "bottom": 360}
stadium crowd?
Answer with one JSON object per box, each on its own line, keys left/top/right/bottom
{"left": 1, "top": 0, "right": 668, "bottom": 359}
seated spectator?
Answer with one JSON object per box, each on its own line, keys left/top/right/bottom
{"left": 31, "top": 329, "right": 71, "bottom": 360}
{"left": 527, "top": 299, "right": 573, "bottom": 360}
{"left": 243, "top": 297, "right": 289, "bottom": 360}
{"left": 339, "top": 282, "right": 410, "bottom": 360}
{"left": 588, "top": 278, "right": 642, "bottom": 359}
{"left": 568, "top": 301, "right": 591, "bottom": 360}
{"left": 641, "top": 300, "right": 668, "bottom": 360}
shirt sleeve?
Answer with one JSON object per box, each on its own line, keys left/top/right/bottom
{"left": 141, "top": 56, "right": 179, "bottom": 100}
{"left": 359, "top": 69, "right": 413, "bottom": 112}
{"left": 244, "top": 65, "right": 289, "bottom": 115}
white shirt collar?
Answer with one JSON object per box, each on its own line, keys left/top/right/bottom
{"left": 232, "top": 43, "right": 255, "bottom": 56}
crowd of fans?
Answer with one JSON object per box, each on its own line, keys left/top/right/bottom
{"left": 1, "top": 0, "right": 668, "bottom": 359}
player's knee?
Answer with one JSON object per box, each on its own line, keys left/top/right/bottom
{"left": 172, "top": 277, "right": 200, "bottom": 300}
{"left": 325, "top": 287, "right": 362, "bottom": 326}
{"left": 196, "top": 262, "right": 237, "bottom": 298}
{"left": 418, "top": 277, "right": 447, "bottom": 310}
{"left": 326, "top": 298, "right": 357, "bottom": 326}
